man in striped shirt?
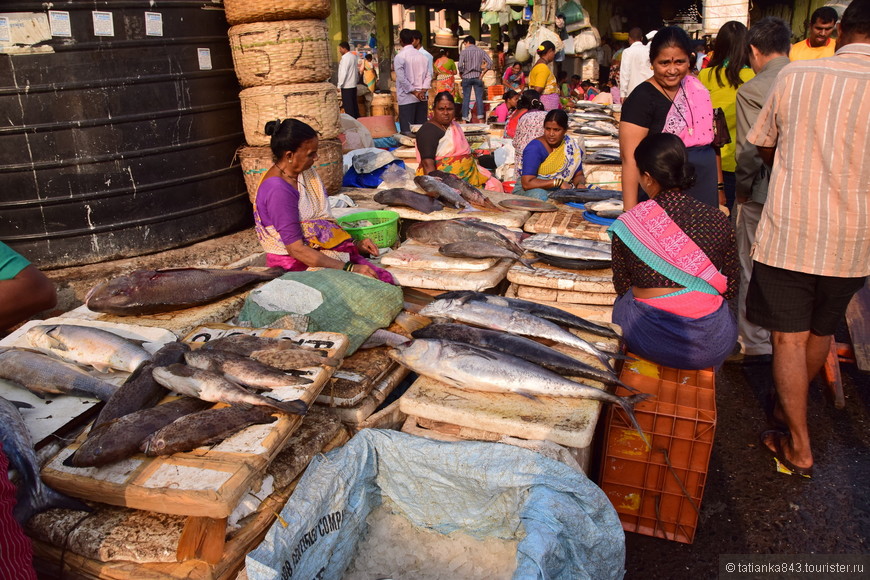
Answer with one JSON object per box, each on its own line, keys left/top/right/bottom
{"left": 746, "top": 0, "right": 870, "bottom": 479}
{"left": 457, "top": 36, "right": 492, "bottom": 122}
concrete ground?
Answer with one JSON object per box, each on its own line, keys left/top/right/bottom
{"left": 622, "top": 345, "right": 869, "bottom": 577}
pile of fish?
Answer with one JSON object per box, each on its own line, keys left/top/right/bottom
{"left": 406, "top": 218, "right": 533, "bottom": 267}
{"left": 521, "top": 233, "right": 612, "bottom": 270}
{"left": 568, "top": 108, "right": 621, "bottom": 163}
{"left": 85, "top": 267, "right": 285, "bottom": 316}
{"left": 374, "top": 173, "right": 501, "bottom": 215}
{"left": 387, "top": 291, "right": 650, "bottom": 444}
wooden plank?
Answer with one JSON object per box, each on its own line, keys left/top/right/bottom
{"left": 523, "top": 208, "right": 611, "bottom": 240}
{"left": 516, "top": 285, "right": 618, "bottom": 305}
{"left": 845, "top": 281, "right": 870, "bottom": 371}
{"left": 507, "top": 262, "right": 614, "bottom": 292}
{"left": 504, "top": 284, "right": 614, "bottom": 323}
{"left": 177, "top": 517, "right": 228, "bottom": 564}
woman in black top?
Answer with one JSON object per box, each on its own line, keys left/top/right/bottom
{"left": 619, "top": 26, "right": 720, "bottom": 210}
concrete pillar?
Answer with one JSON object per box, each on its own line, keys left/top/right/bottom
{"left": 375, "top": 0, "right": 393, "bottom": 91}
{"left": 326, "top": 0, "right": 349, "bottom": 71}
{"left": 415, "top": 5, "right": 431, "bottom": 49}
{"left": 469, "top": 12, "right": 481, "bottom": 41}
{"left": 445, "top": 8, "right": 459, "bottom": 34}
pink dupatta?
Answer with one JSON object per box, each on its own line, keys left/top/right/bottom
{"left": 663, "top": 75, "right": 714, "bottom": 148}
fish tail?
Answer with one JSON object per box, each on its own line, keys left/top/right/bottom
{"left": 617, "top": 393, "right": 654, "bottom": 449}
{"left": 271, "top": 398, "right": 309, "bottom": 416}
{"left": 518, "top": 256, "right": 537, "bottom": 269}
{"left": 14, "top": 484, "right": 92, "bottom": 524}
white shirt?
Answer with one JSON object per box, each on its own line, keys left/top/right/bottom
{"left": 619, "top": 41, "right": 653, "bottom": 99}
{"left": 418, "top": 46, "right": 434, "bottom": 74}
{"left": 337, "top": 50, "right": 359, "bottom": 89}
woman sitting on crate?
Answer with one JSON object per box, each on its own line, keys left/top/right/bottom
{"left": 253, "top": 118, "right": 395, "bottom": 284}
{"left": 608, "top": 133, "right": 737, "bottom": 370}
{"left": 415, "top": 91, "right": 503, "bottom": 192}
{"left": 512, "top": 109, "right": 585, "bottom": 200}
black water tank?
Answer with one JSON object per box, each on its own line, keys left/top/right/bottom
{"left": 0, "top": 1, "right": 250, "bottom": 269}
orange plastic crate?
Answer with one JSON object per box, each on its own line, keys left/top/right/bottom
{"left": 599, "top": 369, "right": 716, "bottom": 544}
{"left": 623, "top": 352, "right": 716, "bottom": 390}
{"left": 487, "top": 85, "right": 505, "bottom": 100}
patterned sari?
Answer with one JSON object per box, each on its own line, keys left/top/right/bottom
{"left": 434, "top": 56, "right": 456, "bottom": 95}
{"left": 415, "top": 122, "right": 503, "bottom": 192}
{"left": 663, "top": 74, "right": 715, "bottom": 148}
{"left": 534, "top": 136, "right": 584, "bottom": 183}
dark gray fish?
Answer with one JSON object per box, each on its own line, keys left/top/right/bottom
{"left": 184, "top": 349, "right": 313, "bottom": 389}
{"left": 549, "top": 188, "right": 624, "bottom": 203}
{"left": 434, "top": 291, "right": 621, "bottom": 340}
{"left": 85, "top": 267, "right": 284, "bottom": 315}
{"left": 429, "top": 170, "right": 503, "bottom": 212}
{"left": 374, "top": 188, "right": 444, "bottom": 214}
{"left": 94, "top": 341, "right": 191, "bottom": 429}
{"left": 412, "top": 323, "right": 629, "bottom": 387}
{"left": 141, "top": 405, "right": 277, "bottom": 457}
{"left": 439, "top": 241, "right": 534, "bottom": 268}
{"left": 456, "top": 218, "right": 527, "bottom": 247}
{"left": 407, "top": 220, "right": 525, "bottom": 256}
{"left": 533, "top": 254, "right": 613, "bottom": 270}
{"left": 0, "top": 347, "right": 117, "bottom": 401}
{"left": 0, "top": 397, "right": 91, "bottom": 523}
{"left": 66, "top": 397, "right": 213, "bottom": 467}
{"left": 200, "top": 334, "right": 339, "bottom": 368}
{"left": 413, "top": 175, "right": 476, "bottom": 211}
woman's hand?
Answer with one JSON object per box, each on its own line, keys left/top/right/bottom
{"left": 355, "top": 238, "right": 379, "bottom": 256}
{"left": 349, "top": 263, "right": 379, "bottom": 279}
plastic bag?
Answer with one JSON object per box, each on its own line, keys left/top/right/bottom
{"left": 378, "top": 163, "right": 417, "bottom": 190}
{"left": 339, "top": 114, "right": 374, "bottom": 152}
{"left": 246, "top": 430, "right": 626, "bottom": 580}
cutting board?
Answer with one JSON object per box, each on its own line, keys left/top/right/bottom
{"left": 524, "top": 207, "right": 611, "bottom": 240}
{"left": 381, "top": 239, "right": 497, "bottom": 271}
{"left": 508, "top": 262, "right": 615, "bottom": 292}
{"left": 505, "top": 284, "right": 614, "bottom": 323}
{"left": 41, "top": 325, "right": 348, "bottom": 519}
{"left": 516, "top": 285, "right": 618, "bottom": 305}
{"left": 386, "top": 258, "right": 514, "bottom": 291}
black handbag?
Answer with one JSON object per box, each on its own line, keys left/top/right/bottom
{"left": 711, "top": 107, "right": 731, "bottom": 147}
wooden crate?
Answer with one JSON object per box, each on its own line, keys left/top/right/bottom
{"left": 524, "top": 207, "right": 611, "bottom": 240}
{"left": 504, "top": 284, "right": 614, "bottom": 324}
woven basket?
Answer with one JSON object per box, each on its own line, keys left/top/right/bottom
{"left": 238, "top": 139, "right": 343, "bottom": 201}
{"left": 229, "top": 20, "right": 330, "bottom": 87}
{"left": 224, "top": 0, "right": 330, "bottom": 25}
{"left": 240, "top": 83, "right": 341, "bottom": 146}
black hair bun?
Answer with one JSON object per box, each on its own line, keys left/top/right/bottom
{"left": 264, "top": 120, "right": 280, "bottom": 136}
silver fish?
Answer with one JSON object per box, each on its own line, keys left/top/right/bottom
{"left": 586, "top": 199, "right": 624, "bottom": 212}
{"left": 26, "top": 324, "right": 151, "bottom": 373}
{"left": 523, "top": 234, "right": 612, "bottom": 253}
{"left": 522, "top": 239, "right": 612, "bottom": 261}
{"left": 0, "top": 347, "right": 117, "bottom": 401}
{"left": 573, "top": 111, "right": 618, "bottom": 122}
{"left": 184, "top": 349, "right": 312, "bottom": 390}
{"left": 0, "top": 397, "right": 91, "bottom": 523}
{"left": 389, "top": 339, "right": 650, "bottom": 444}
{"left": 418, "top": 299, "right": 619, "bottom": 372}
{"left": 413, "top": 175, "right": 476, "bottom": 212}
{"left": 152, "top": 364, "right": 308, "bottom": 415}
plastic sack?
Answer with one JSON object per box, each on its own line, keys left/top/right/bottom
{"left": 515, "top": 38, "right": 530, "bottom": 63}
{"left": 246, "top": 430, "right": 626, "bottom": 580}
{"left": 339, "top": 114, "right": 374, "bottom": 152}
{"left": 480, "top": 0, "right": 506, "bottom": 11}
{"left": 573, "top": 29, "right": 600, "bottom": 53}
{"left": 563, "top": 35, "right": 576, "bottom": 55}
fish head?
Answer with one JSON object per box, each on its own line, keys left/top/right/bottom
{"left": 388, "top": 339, "right": 441, "bottom": 368}
{"left": 418, "top": 298, "right": 457, "bottom": 318}
{"left": 85, "top": 275, "right": 139, "bottom": 311}
{"left": 141, "top": 435, "right": 166, "bottom": 455}
{"left": 24, "top": 325, "right": 55, "bottom": 348}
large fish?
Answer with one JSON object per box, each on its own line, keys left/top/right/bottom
{"left": 457, "top": 218, "right": 527, "bottom": 247}
{"left": 407, "top": 220, "right": 525, "bottom": 257}
{"left": 26, "top": 324, "right": 152, "bottom": 373}
{"left": 429, "top": 171, "right": 503, "bottom": 212}
{"left": 141, "top": 406, "right": 277, "bottom": 457}
{"left": 433, "top": 291, "right": 621, "bottom": 340}
{"left": 0, "top": 347, "right": 117, "bottom": 401}
{"left": 67, "top": 397, "right": 212, "bottom": 467}
{"left": 374, "top": 188, "right": 444, "bottom": 214}
{"left": 389, "top": 339, "right": 650, "bottom": 444}
{"left": 85, "top": 267, "right": 284, "bottom": 315}
{"left": 523, "top": 234, "right": 612, "bottom": 254}
{"left": 412, "top": 323, "right": 627, "bottom": 387}
{"left": 438, "top": 241, "right": 534, "bottom": 268}
{"left": 419, "top": 298, "right": 619, "bottom": 372}
{"left": 549, "top": 188, "right": 624, "bottom": 203}
{"left": 94, "top": 341, "right": 190, "bottom": 429}
{"left": 413, "top": 175, "right": 476, "bottom": 212}
{"left": 533, "top": 255, "right": 613, "bottom": 270}
{"left": 0, "top": 397, "right": 91, "bottom": 523}
{"left": 152, "top": 364, "right": 308, "bottom": 415}
{"left": 184, "top": 349, "right": 313, "bottom": 390}
{"left": 521, "top": 239, "right": 612, "bottom": 261}
{"left": 200, "top": 334, "right": 339, "bottom": 369}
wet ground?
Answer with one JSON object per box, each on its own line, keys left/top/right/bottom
{"left": 621, "top": 335, "right": 869, "bottom": 578}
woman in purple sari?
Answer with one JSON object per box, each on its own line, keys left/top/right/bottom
{"left": 253, "top": 119, "right": 395, "bottom": 284}
{"left": 608, "top": 133, "right": 737, "bottom": 370}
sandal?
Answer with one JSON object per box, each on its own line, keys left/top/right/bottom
{"left": 760, "top": 430, "right": 813, "bottom": 479}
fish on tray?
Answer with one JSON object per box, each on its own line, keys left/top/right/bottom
{"left": 438, "top": 241, "right": 534, "bottom": 268}
{"left": 407, "top": 220, "right": 525, "bottom": 257}
{"left": 434, "top": 291, "right": 621, "bottom": 340}
{"left": 26, "top": 323, "right": 152, "bottom": 373}
{"left": 0, "top": 397, "right": 92, "bottom": 523}
{"left": 419, "top": 298, "right": 620, "bottom": 373}
{"left": 429, "top": 170, "right": 503, "bottom": 212}
{"left": 413, "top": 175, "right": 476, "bottom": 212}
{"left": 152, "top": 364, "right": 308, "bottom": 415}
{"left": 521, "top": 238, "right": 612, "bottom": 261}
{"left": 548, "top": 188, "right": 624, "bottom": 203}
{"left": 184, "top": 349, "right": 313, "bottom": 390}
{"left": 141, "top": 405, "right": 277, "bottom": 457}
{"left": 67, "top": 397, "right": 213, "bottom": 467}
{"left": 85, "top": 267, "right": 284, "bottom": 315}
{"left": 200, "top": 334, "right": 339, "bottom": 369}
{"left": 0, "top": 347, "right": 117, "bottom": 401}
{"left": 388, "top": 339, "right": 650, "bottom": 445}
{"left": 532, "top": 254, "right": 613, "bottom": 270}
{"left": 374, "top": 188, "right": 444, "bottom": 214}
{"left": 94, "top": 341, "right": 190, "bottom": 428}
{"left": 522, "top": 234, "right": 612, "bottom": 254}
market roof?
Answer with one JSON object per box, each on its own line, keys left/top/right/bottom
{"left": 362, "top": 0, "right": 483, "bottom": 10}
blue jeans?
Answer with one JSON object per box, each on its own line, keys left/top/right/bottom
{"left": 461, "top": 77, "right": 485, "bottom": 119}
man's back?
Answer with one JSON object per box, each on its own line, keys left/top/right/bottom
{"left": 620, "top": 42, "right": 652, "bottom": 98}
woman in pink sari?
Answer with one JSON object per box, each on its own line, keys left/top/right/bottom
{"left": 253, "top": 119, "right": 395, "bottom": 284}
{"left": 608, "top": 133, "right": 737, "bottom": 370}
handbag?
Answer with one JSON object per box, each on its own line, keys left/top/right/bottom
{"left": 711, "top": 107, "right": 731, "bottom": 148}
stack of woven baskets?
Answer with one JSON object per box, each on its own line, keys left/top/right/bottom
{"left": 224, "top": 0, "right": 344, "bottom": 198}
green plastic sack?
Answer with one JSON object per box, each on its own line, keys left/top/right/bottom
{"left": 237, "top": 269, "right": 403, "bottom": 354}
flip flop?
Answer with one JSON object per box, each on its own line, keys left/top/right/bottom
{"left": 760, "top": 430, "right": 813, "bottom": 479}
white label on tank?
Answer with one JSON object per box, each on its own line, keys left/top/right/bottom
{"left": 92, "top": 11, "right": 114, "bottom": 37}
{"left": 48, "top": 11, "right": 72, "bottom": 37}
{"left": 0, "top": 18, "right": 9, "bottom": 43}
{"left": 145, "top": 12, "right": 163, "bottom": 37}
{"left": 197, "top": 47, "right": 212, "bottom": 70}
